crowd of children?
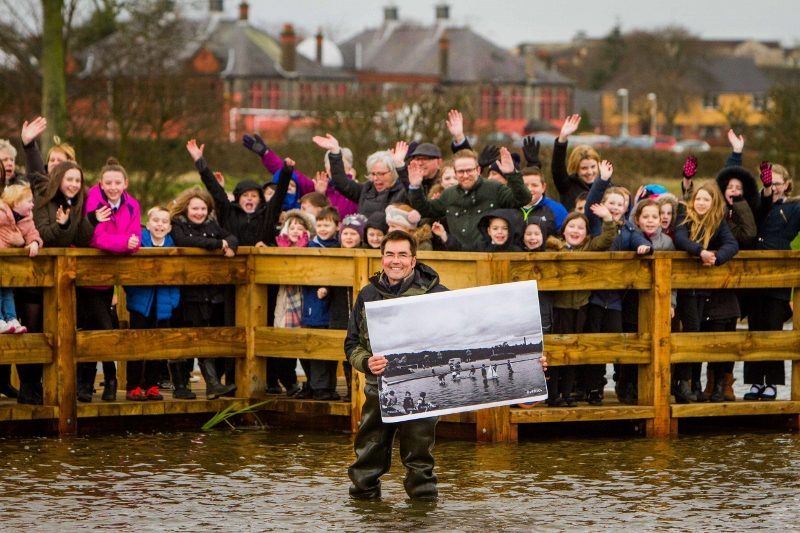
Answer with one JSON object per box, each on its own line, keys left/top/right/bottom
{"left": 0, "top": 109, "right": 797, "bottom": 408}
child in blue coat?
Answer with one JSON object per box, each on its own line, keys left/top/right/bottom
{"left": 123, "top": 207, "right": 185, "bottom": 400}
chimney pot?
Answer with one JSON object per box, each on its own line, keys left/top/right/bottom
{"left": 238, "top": 1, "right": 249, "bottom": 21}
{"left": 435, "top": 3, "right": 449, "bottom": 21}
{"left": 315, "top": 28, "right": 324, "bottom": 64}
{"left": 384, "top": 5, "right": 398, "bottom": 23}
{"left": 209, "top": 0, "right": 223, "bottom": 12}
{"left": 280, "top": 23, "right": 297, "bottom": 73}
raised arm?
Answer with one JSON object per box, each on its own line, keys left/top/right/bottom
{"left": 187, "top": 139, "right": 232, "bottom": 224}
{"left": 552, "top": 114, "right": 581, "bottom": 196}
{"left": 725, "top": 129, "right": 744, "bottom": 168}
{"left": 313, "top": 134, "right": 363, "bottom": 202}
{"left": 495, "top": 147, "right": 532, "bottom": 208}
{"left": 407, "top": 160, "right": 447, "bottom": 219}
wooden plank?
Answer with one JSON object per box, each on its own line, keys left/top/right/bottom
{"left": 671, "top": 331, "right": 800, "bottom": 363}
{"left": 544, "top": 333, "right": 651, "bottom": 365}
{"left": 792, "top": 291, "right": 800, "bottom": 430}
{"left": 0, "top": 404, "right": 58, "bottom": 421}
{"left": 254, "top": 254, "right": 358, "bottom": 286}
{"left": 255, "top": 327, "right": 346, "bottom": 361}
{"left": 53, "top": 256, "right": 77, "bottom": 434}
{"left": 0, "top": 256, "right": 55, "bottom": 287}
{"left": 351, "top": 256, "right": 371, "bottom": 432}
{"left": 671, "top": 400, "right": 800, "bottom": 418}
{"left": 75, "top": 256, "right": 248, "bottom": 286}
{"left": 76, "top": 327, "right": 246, "bottom": 361}
{"left": 476, "top": 405, "right": 515, "bottom": 442}
{"left": 0, "top": 334, "right": 54, "bottom": 364}
{"left": 509, "top": 257, "right": 652, "bottom": 291}
{"left": 671, "top": 257, "right": 800, "bottom": 289}
{"left": 639, "top": 256, "right": 673, "bottom": 437}
{"left": 258, "top": 397, "right": 351, "bottom": 417}
{"left": 77, "top": 398, "right": 249, "bottom": 418}
{"left": 510, "top": 405, "right": 655, "bottom": 423}
{"left": 236, "top": 255, "right": 266, "bottom": 399}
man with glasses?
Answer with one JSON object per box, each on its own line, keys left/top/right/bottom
{"left": 407, "top": 147, "right": 531, "bottom": 249}
{"left": 345, "top": 230, "right": 447, "bottom": 500}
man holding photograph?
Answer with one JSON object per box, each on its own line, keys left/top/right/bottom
{"left": 345, "top": 230, "right": 446, "bottom": 501}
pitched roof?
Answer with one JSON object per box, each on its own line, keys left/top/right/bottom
{"left": 340, "top": 23, "right": 571, "bottom": 85}
{"left": 702, "top": 55, "right": 772, "bottom": 93}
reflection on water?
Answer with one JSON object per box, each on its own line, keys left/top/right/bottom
{"left": 1, "top": 429, "right": 798, "bottom": 530}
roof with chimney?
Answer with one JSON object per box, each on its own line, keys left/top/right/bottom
{"left": 339, "top": 11, "right": 571, "bottom": 85}
{"left": 199, "top": 19, "right": 352, "bottom": 80}
{"left": 700, "top": 55, "right": 772, "bottom": 94}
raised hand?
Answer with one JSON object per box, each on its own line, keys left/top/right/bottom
{"left": 186, "top": 139, "right": 204, "bottom": 162}
{"left": 682, "top": 155, "right": 698, "bottom": 179}
{"left": 407, "top": 159, "right": 424, "bottom": 188}
{"left": 727, "top": 129, "right": 745, "bottom": 153}
{"left": 242, "top": 133, "right": 268, "bottom": 156}
{"left": 390, "top": 140, "right": 409, "bottom": 167}
{"left": 558, "top": 114, "right": 581, "bottom": 142}
{"left": 213, "top": 171, "right": 225, "bottom": 187}
{"left": 522, "top": 136, "right": 541, "bottom": 167}
{"left": 590, "top": 202, "right": 612, "bottom": 222}
{"left": 478, "top": 144, "right": 500, "bottom": 170}
{"left": 55, "top": 206, "right": 70, "bottom": 225}
{"left": 21, "top": 116, "right": 47, "bottom": 145}
{"left": 446, "top": 109, "right": 465, "bottom": 143}
{"left": 95, "top": 205, "right": 112, "bottom": 223}
{"left": 284, "top": 157, "right": 296, "bottom": 167}
{"left": 311, "top": 133, "right": 340, "bottom": 154}
{"left": 497, "top": 147, "right": 515, "bottom": 174}
{"left": 431, "top": 221, "right": 448, "bottom": 242}
{"left": 760, "top": 161, "right": 773, "bottom": 187}
{"left": 313, "top": 171, "right": 330, "bottom": 194}
{"left": 599, "top": 160, "right": 613, "bottom": 181}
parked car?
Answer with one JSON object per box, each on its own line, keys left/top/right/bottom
{"left": 671, "top": 139, "right": 712, "bottom": 153}
{"left": 571, "top": 134, "right": 613, "bottom": 149}
{"left": 653, "top": 135, "right": 677, "bottom": 151}
{"left": 612, "top": 135, "right": 655, "bottom": 149}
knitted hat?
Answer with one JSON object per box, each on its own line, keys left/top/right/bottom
{"left": 365, "top": 210, "right": 388, "bottom": 234}
{"left": 339, "top": 213, "right": 368, "bottom": 240}
{"left": 385, "top": 204, "right": 421, "bottom": 230}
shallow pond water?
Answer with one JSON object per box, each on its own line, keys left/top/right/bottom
{"left": 1, "top": 427, "right": 798, "bottom": 531}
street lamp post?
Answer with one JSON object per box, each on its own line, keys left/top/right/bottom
{"left": 617, "top": 88, "right": 629, "bottom": 138}
{"left": 647, "top": 92, "right": 657, "bottom": 137}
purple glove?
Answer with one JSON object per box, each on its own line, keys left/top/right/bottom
{"left": 682, "top": 155, "right": 698, "bottom": 179}
{"left": 760, "top": 161, "right": 773, "bottom": 187}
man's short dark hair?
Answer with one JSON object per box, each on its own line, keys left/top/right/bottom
{"left": 380, "top": 229, "right": 417, "bottom": 256}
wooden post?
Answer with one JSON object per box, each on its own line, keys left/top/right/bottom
{"left": 475, "top": 257, "right": 516, "bottom": 442}
{"left": 236, "top": 254, "right": 266, "bottom": 401}
{"left": 639, "top": 256, "right": 674, "bottom": 437}
{"left": 45, "top": 256, "right": 77, "bottom": 435}
{"left": 351, "top": 255, "right": 371, "bottom": 433}
{"left": 791, "top": 290, "right": 800, "bottom": 431}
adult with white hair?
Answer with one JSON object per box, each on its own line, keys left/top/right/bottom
{"left": 313, "top": 133, "right": 406, "bottom": 218}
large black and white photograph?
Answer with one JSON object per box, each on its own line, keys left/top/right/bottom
{"left": 365, "top": 280, "right": 547, "bottom": 422}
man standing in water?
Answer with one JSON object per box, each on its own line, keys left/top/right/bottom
{"left": 345, "top": 230, "right": 447, "bottom": 500}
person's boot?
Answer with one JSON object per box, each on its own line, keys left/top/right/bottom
{"left": 170, "top": 362, "right": 196, "bottom": 400}
{"left": 200, "top": 358, "right": 236, "bottom": 399}
{"left": 691, "top": 379, "right": 706, "bottom": 403}
{"left": 722, "top": 372, "right": 736, "bottom": 401}
{"left": 703, "top": 369, "right": 715, "bottom": 402}
{"left": 17, "top": 382, "right": 43, "bottom": 405}
{"left": 102, "top": 380, "right": 117, "bottom": 401}
{"left": 710, "top": 376, "right": 726, "bottom": 402}
{"left": 673, "top": 380, "right": 696, "bottom": 404}
{"left": 77, "top": 383, "right": 93, "bottom": 403}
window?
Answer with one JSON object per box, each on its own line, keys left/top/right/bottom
{"left": 702, "top": 93, "right": 719, "bottom": 109}
{"left": 752, "top": 94, "right": 767, "bottom": 112}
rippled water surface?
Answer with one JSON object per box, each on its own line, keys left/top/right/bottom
{"left": 1, "top": 429, "right": 799, "bottom": 531}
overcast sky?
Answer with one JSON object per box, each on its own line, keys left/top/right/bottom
{"left": 364, "top": 280, "right": 542, "bottom": 355}
{"left": 229, "top": 0, "right": 799, "bottom": 49}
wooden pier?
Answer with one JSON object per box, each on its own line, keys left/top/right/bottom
{"left": 1, "top": 247, "right": 799, "bottom": 440}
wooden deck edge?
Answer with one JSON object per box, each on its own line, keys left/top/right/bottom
{"left": 0, "top": 404, "right": 59, "bottom": 421}
{"left": 510, "top": 405, "right": 655, "bottom": 423}
{"left": 671, "top": 400, "right": 800, "bottom": 418}
{"left": 76, "top": 398, "right": 250, "bottom": 418}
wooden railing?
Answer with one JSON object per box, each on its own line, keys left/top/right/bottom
{"left": 1, "top": 248, "right": 799, "bottom": 440}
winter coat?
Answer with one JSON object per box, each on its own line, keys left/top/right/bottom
{"left": 345, "top": 262, "right": 447, "bottom": 386}
{"left": 302, "top": 235, "right": 338, "bottom": 327}
{"left": 196, "top": 157, "right": 291, "bottom": 246}
{"left": 170, "top": 216, "right": 238, "bottom": 305}
{"left": 0, "top": 202, "right": 42, "bottom": 249}
{"left": 674, "top": 216, "right": 740, "bottom": 321}
{"left": 328, "top": 152, "right": 407, "bottom": 219}
{"left": 124, "top": 229, "right": 180, "bottom": 321}
{"left": 408, "top": 172, "right": 532, "bottom": 249}
{"left": 520, "top": 196, "right": 568, "bottom": 235}
{"left": 716, "top": 166, "right": 759, "bottom": 248}
{"left": 262, "top": 149, "right": 359, "bottom": 219}
{"left": 545, "top": 219, "right": 617, "bottom": 309}
{"left": 756, "top": 196, "right": 800, "bottom": 301}
{"left": 328, "top": 285, "right": 353, "bottom": 330}
{"left": 84, "top": 185, "right": 142, "bottom": 253}
{"left": 34, "top": 190, "right": 95, "bottom": 247}
{"left": 551, "top": 139, "right": 592, "bottom": 211}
